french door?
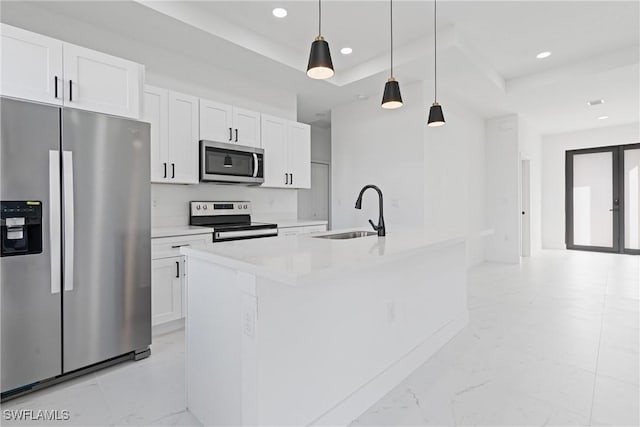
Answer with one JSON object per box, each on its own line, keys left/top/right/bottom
{"left": 566, "top": 143, "right": 640, "bottom": 254}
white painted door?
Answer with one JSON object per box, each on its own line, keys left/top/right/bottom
{"left": 199, "top": 98, "right": 233, "bottom": 143}
{"left": 151, "top": 257, "right": 183, "bottom": 325}
{"left": 298, "top": 163, "right": 330, "bottom": 220}
{"left": 233, "top": 107, "right": 261, "bottom": 148}
{"left": 142, "top": 85, "right": 170, "bottom": 183}
{"left": 287, "top": 121, "right": 311, "bottom": 189}
{"left": 0, "top": 24, "right": 63, "bottom": 105}
{"left": 168, "top": 91, "right": 199, "bottom": 184}
{"left": 261, "top": 115, "right": 288, "bottom": 188}
{"left": 521, "top": 159, "right": 531, "bottom": 257}
{"left": 62, "top": 42, "right": 141, "bottom": 118}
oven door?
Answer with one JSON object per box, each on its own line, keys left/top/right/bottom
{"left": 200, "top": 140, "right": 264, "bottom": 184}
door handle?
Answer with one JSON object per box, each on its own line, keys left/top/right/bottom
{"left": 63, "top": 151, "right": 74, "bottom": 292}
{"left": 235, "top": 128, "right": 238, "bottom": 142}
{"left": 172, "top": 163, "right": 175, "bottom": 179}
{"left": 290, "top": 173, "right": 293, "bottom": 185}
{"left": 54, "top": 76, "right": 59, "bottom": 99}
{"left": 609, "top": 208, "right": 619, "bottom": 212}
{"left": 163, "top": 162, "right": 167, "bottom": 178}
{"left": 285, "top": 173, "right": 289, "bottom": 185}
{"left": 69, "top": 80, "right": 73, "bottom": 101}
{"left": 176, "top": 261, "right": 180, "bottom": 278}
{"left": 229, "top": 127, "right": 233, "bottom": 141}
{"left": 252, "top": 153, "right": 259, "bottom": 178}
{"left": 49, "top": 151, "right": 61, "bottom": 295}
{"left": 171, "top": 244, "right": 191, "bottom": 249}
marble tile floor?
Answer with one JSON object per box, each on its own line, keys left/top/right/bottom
{"left": 2, "top": 250, "right": 638, "bottom": 426}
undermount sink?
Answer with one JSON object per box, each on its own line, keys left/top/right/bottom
{"left": 312, "top": 231, "right": 378, "bottom": 240}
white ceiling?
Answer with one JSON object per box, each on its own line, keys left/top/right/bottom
{"left": 2, "top": 0, "right": 638, "bottom": 135}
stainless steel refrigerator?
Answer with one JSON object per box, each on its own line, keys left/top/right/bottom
{"left": 0, "top": 97, "right": 151, "bottom": 397}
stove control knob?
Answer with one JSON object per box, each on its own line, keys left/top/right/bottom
{"left": 243, "top": 204, "right": 248, "bottom": 209}
{"left": 196, "top": 204, "right": 201, "bottom": 210}
{"left": 203, "top": 204, "right": 208, "bottom": 210}
{"left": 238, "top": 204, "right": 243, "bottom": 210}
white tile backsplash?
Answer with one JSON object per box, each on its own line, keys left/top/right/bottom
{"left": 151, "top": 184, "right": 298, "bottom": 227}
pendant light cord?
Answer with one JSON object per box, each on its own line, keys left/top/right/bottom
{"left": 390, "top": 0, "right": 394, "bottom": 76}
{"left": 434, "top": 0, "right": 437, "bottom": 102}
{"left": 318, "top": 0, "right": 322, "bottom": 36}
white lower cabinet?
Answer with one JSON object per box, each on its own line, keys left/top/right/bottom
{"left": 151, "top": 257, "right": 184, "bottom": 326}
{"left": 151, "top": 232, "right": 212, "bottom": 326}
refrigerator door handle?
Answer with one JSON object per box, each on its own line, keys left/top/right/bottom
{"left": 49, "top": 151, "right": 61, "bottom": 294}
{"left": 63, "top": 151, "right": 75, "bottom": 292}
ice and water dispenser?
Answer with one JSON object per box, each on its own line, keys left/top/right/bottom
{"left": 0, "top": 201, "right": 43, "bottom": 257}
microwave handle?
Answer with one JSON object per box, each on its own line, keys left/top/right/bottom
{"left": 252, "top": 153, "right": 259, "bottom": 178}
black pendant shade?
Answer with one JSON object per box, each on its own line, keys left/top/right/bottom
{"left": 381, "top": 78, "right": 403, "bottom": 109}
{"left": 307, "top": 36, "right": 334, "bottom": 79}
{"left": 223, "top": 154, "right": 233, "bottom": 168}
{"left": 427, "top": 103, "right": 445, "bottom": 127}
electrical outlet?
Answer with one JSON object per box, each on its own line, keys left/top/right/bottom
{"left": 152, "top": 199, "right": 158, "bottom": 208}
{"left": 387, "top": 300, "right": 396, "bottom": 323}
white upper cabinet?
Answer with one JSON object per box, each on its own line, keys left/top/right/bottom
{"left": 0, "top": 24, "right": 143, "bottom": 119}
{"left": 1, "top": 24, "right": 63, "bottom": 105}
{"left": 199, "top": 99, "right": 233, "bottom": 143}
{"left": 287, "top": 122, "right": 311, "bottom": 189}
{"left": 199, "top": 98, "right": 261, "bottom": 148}
{"left": 232, "top": 107, "right": 261, "bottom": 148}
{"left": 168, "top": 91, "right": 199, "bottom": 184}
{"left": 142, "top": 85, "right": 169, "bottom": 182}
{"left": 261, "top": 115, "right": 311, "bottom": 189}
{"left": 143, "top": 85, "right": 198, "bottom": 184}
{"left": 63, "top": 43, "right": 142, "bottom": 119}
{"left": 261, "top": 115, "right": 288, "bottom": 187}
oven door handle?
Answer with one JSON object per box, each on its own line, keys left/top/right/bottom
{"left": 252, "top": 153, "right": 259, "bottom": 178}
{"left": 215, "top": 228, "right": 278, "bottom": 240}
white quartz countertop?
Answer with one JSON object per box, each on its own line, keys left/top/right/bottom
{"left": 182, "top": 228, "right": 493, "bottom": 285}
{"left": 151, "top": 225, "right": 215, "bottom": 239}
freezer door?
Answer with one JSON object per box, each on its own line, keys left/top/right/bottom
{"left": 1, "top": 98, "right": 62, "bottom": 393}
{"left": 61, "top": 108, "right": 151, "bottom": 373}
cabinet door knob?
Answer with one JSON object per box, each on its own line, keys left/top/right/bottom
{"left": 163, "top": 163, "right": 167, "bottom": 178}
{"left": 171, "top": 163, "right": 175, "bottom": 179}
{"left": 290, "top": 173, "right": 293, "bottom": 185}
{"left": 69, "top": 80, "right": 73, "bottom": 101}
{"left": 176, "top": 261, "right": 180, "bottom": 278}
{"left": 229, "top": 127, "right": 233, "bottom": 141}
{"left": 54, "top": 76, "right": 59, "bottom": 99}
{"left": 285, "top": 173, "right": 288, "bottom": 185}
{"left": 235, "top": 128, "right": 238, "bottom": 142}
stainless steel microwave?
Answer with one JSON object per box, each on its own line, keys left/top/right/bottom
{"left": 200, "top": 140, "right": 264, "bottom": 185}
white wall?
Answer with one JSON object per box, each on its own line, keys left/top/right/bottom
{"left": 331, "top": 81, "right": 487, "bottom": 267}
{"left": 519, "top": 118, "right": 543, "bottom": 255}
{"left": 331, "top": 81, "right": 425, "bottom": 231}
{"left": 424, "top": 94, "right": 486, "bottom": 266}
{"left": 541, "top": 122, "right": 640, "bottom": 248}
{"left": 485, "top": 115, "right": 521, "bottom": 263}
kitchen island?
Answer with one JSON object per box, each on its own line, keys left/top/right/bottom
{"left": 182, "top": 229, "right": 475, "bottom": 426}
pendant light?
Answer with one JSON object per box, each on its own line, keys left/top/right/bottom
{"left": 223, "top": 154, "right": 233, "bottom": 168}
{"left": 427, "top": 0, "right": 445, "bottom": 126}
{"left": 381, "top": 0, "right": 403, "bottom": 109}
{"left": 307, "top": 0, "right": 334, "bottom": 79}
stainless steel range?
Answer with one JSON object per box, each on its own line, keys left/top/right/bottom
{"left": 189, "top": 201, "right": 278, "bottom": 242}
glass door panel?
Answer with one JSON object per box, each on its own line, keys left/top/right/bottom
{"left": 624, "top": 148, "right": 640, "bottom": 252}
{"left": 572, "top": 151, "right": 614, "bottom": 247}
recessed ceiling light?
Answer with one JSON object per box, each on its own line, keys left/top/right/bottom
{"left": 536, "top": 51, "right": 552, "bottom": 59}
{"left": 587, "top": 99, "right": 605, "bottom": 106}
{"left": 598, "top": 115, "right": 609, "bottom": 120}
{"left": 340, "top": 47, "right": 353, "bottom": 55}
{"left": 272, "top": 7, "right": 287, "bottom": 18}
